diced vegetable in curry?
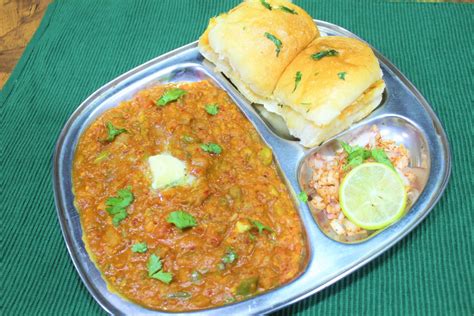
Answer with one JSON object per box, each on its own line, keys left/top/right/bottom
{"left": 72, "top": 80, "right": 306, "bottom": 311}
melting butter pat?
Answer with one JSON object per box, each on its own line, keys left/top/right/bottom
{"left": 148, "top": 153, "right": 194, "bottom": 190}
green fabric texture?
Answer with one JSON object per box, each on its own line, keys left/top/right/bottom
{"left": 1, "top": 0, "right": 472, "bottom": 315}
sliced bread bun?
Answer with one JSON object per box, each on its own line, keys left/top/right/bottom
{"left": 264, "top": 36, "right": 385, "bottom": 146}
{"left": 198, "top": 0, "right": 319, "bottom": 104}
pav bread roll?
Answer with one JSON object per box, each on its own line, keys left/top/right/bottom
{"left": 264, "top": 36, "right": 385, "bottom": 147}
{"left": 199, "top": 0, "right": 319, "bottom": 104}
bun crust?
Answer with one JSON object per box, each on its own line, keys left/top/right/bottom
{"left": 198, "top": 0, "right": 319, "bottom": 104}
{"left": 272, "top": 36, "right": 383, "bottom": 126}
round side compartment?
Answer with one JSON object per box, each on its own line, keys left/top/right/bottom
{"left": 297, "top": 115, "right": 431, "bottom": 243}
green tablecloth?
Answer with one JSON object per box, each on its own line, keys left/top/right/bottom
{"left": 1, "top": 1, "right": 472, "bottom": 314}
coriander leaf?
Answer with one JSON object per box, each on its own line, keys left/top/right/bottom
{"left": 345, "top": 147, "right": 372, "bottom": 170}
{"left": 340, "top": 140, "right": 396, "bottom": 171}
{"left": 260, "top": 0, "right": 272, "bottom": 10}
{"left": 338, "top": 71, "right": 347, "bottom": 80}
{"left": 250, "top": 219, "right": 273, "bottom": 234}
{"left": 345, "top": 155, "right": 364, "bottom": 170}
{"left": 293, "top": 71, "right": 302, "bottom": 93}
{"left": 156, "top": 88, "right": 186, "bottom": 106}
{"left": 147, "top": 254, "right": 162, "bottom": 276}
{"left": 205, "top": 104, "right": 219, "bottom": 115}
{"left": 297, "top": 191, "right": 308, "bottom": 203}
{"left": 105, "top": 187, "right": 134, "bottom": 226}
{"left": 200, "top": 143, "right": 222, "bottom": 154}
{"left": 111, "top": 211, "right": 127, "bottom": 226}
{"left": 106, "top": 198, "right": 128, "bottom": 211}
{"left": 222, "top": 247, "right": 238, "bottom": 264}
{"left": 278, "top": 6, "right": 297, "bottom": 14}
{"left": 147, "top": 254, "right": 173, "bottom": 284}
{"left": 151, "top": 270, "right": 173, "bottom": 284}
{"left": 371, "top": 148, "right": 395, "bottom": 170}
{"left": 167, "top": 210, "right": 197, "bottom": 229}
{"left": 339, "top": 140, "right": 354, "bottom": 154}
{"left": 264, "top": 32, "right": 282, "bottom": 57}
{"left": 340, "top": 140, "right": 372, "bottom": 170}
{"left": 117, "top": 187, "right": 133, "bottom": 202}
{"left": 103, "top": 122, "right": 127, "bottom": 142}
{"left": 348, "top": 147, "right": 372, "bottom": 161}
{"left": 311, "top": 49, "right": 339, "bottom": 60}
{"left": 131, "top": 242, "right": 147, "bottom": 253}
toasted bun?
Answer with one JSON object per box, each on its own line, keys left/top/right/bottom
{"left": 266, "top": 80, "right": 385, "bottom": 146}
{"left": 272, "top": 36, "right": 383, "bottom": 126}
{"left": 198, "top": 0, "right": 319, "bottom": 104}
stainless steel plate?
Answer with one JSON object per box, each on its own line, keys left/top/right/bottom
{"left": 53, "top": 20, "right": 451, "bottom": 315}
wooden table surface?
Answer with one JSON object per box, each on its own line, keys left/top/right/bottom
{"left": 1, "top": 0, "right": 51, "bottom": 88}
{"left": 0, "top": 0, "right": 471, "bottom": 89}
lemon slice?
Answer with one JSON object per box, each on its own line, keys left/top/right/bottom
{"left": 339, "top": 162, "right": 407, "bottom": 230}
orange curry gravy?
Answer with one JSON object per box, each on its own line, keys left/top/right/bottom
{"left": 72, "top": 80, "right": 306, "bottom": 311}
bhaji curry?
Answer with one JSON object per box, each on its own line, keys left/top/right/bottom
{"left": 72, "top": 80, "right": 306, "bottom": 311}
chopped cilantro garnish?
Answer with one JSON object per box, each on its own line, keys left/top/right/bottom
{"left": 293, "top": 71, "right": 302, "bottom": 92}
{"left": 205, "top": 104, "right": 219, "bottom": 115}
{"left": 371, "top": 148, "right": 395, "bottom": 170}
{"left": 147, "top": 254, "right": 173, "bottom": 284}
{"left": 222, "top": 247, "right": 238, "bottom": 264}
{"left": 340, "top": 140, "right": 353, "bottom": 154}
{"left": 167, "top": 210, "right": 197, "bottom": 229}
{"left": 311, "top": 49, "right": 339, "bottom": 60}
{"left": 260, "top": 0, "right": 272, "bottom": 10}
{"left": 156, "top": 88, "right": 186, "bottom": 106}
{"left": 297, "top": 191, "right": 308, "bottom": 203}
{"left": 339, "top": 140, "right": 394, "bottom": 170}
{"left": 103, "top": 122, "right": 127, "bottom": 142}
{"left": 338, "top": 71, "right": 347, "bottom": 80}
{"left": 131, "top": 242, "right": 147, "bottom": 253}
{"left": 339, "top": 141, "right": 371, "bottom": 170}
{"left": 105, "top": 186, "right": 134, "bottom": 226}
{"left": 147, "top": 254, "right": 162, "bottom": 273}
{"left": 250, "top": 219, "right": 273, "bottom": 234}
{"left": 278, "top": 5, "right": 297, "bottom": 14}
{"left": 152, "top": 270, "right": 173, "bottom": 284}
{"left": 200, "top": 143, "right": 222, "bottom": 154}
{"left": 264, "top": 32, "right": 282, "bottom": 57}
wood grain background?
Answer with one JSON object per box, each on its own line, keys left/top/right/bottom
{"left": 0, "top": 0, "right": 51, "bottom": 88}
